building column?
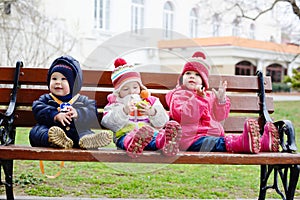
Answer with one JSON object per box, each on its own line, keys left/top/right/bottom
{"left": 287, "top": 62, "right": 295, "bottom": 76}
{"left": 256, "top": 59, "right": 264, "bottom": 74}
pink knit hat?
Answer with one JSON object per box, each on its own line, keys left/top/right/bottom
{"left": 111, "top": 58, "right": 146, "bottom": 95}
{"left": 179, "top": 51, "right": 211, "bottom": 89}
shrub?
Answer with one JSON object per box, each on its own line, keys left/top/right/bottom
{"left": 284, "top": 68, "right": 300, "bottom": 91}
{"left": 272, "top": 82, "right": 291, "bottom": 92}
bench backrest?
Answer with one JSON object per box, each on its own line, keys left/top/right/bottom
{"left": 0, "top": 65, "right": 273, "bottom": 134}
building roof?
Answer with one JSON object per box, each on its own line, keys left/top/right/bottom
{"left": 158, "top": 36, "right": 300, "bottom": 55}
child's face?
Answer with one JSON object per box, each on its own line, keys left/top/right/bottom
{"left": 49, "top": 72, "right": 70, "bottom": 96}
{"left": 119, "top": 81, "right": 141, "bottom": 98}
{"left": 182, "top": 70, "right": 203, "bottom": 90}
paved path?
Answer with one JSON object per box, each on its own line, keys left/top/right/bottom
{"left": 0, "top": 197, "right": 281, "bottom": 200}
{"left": 0, "top": 196, "right": 124, "bottom": 200}
{"left": 0, "top": 196, "right": 280, "bottom": 200}
{"left": 271, "top": 93, "right": 300, "bottom": 101}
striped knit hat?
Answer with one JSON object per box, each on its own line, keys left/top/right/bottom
{"left": 111, "top": 58, "right": 146, "bottom": 95}
{"left": 179, "top": 51, "right": 211, "bottom": 89}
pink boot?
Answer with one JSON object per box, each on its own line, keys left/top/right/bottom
{"left": 225, "top": 119, "right": 260, "bottom": 153}
{"left": 162, "top": 121, "right": 182, "bottom": 156}
{"left": 260, "top": 122, "right": 280, "bottom": 152}
{"left": 125, "top": 125, "right": 154, "bottom": 158}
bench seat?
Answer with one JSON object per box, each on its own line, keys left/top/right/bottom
{"left": 0, "top": 145, "right": 300, "bottom": 165}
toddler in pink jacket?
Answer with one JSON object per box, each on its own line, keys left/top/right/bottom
{"left": 166, "top": 51, "right": 279, "bottom": 153}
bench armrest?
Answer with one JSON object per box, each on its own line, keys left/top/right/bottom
{"left": 0, "top": 61, "right": 23, "bottom": 145}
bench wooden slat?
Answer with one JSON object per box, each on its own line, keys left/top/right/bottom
{"left": 0, "top": 67, "right": 21, "bottom": 84}
{"left": 154, "top": 94, "right": 274, "bottom": 113}
{"left": 1, "top": 68, "right": 272, "bottom": 92}
{"left": 0, "top": 88, "right": 15, "bottom": 104}
{"left": 3, "top": 111, "right": 254, "bottom": 133}
{"left": 0, "top": 88, "right": 274, "bottom": 112}
{"left": 0, "top": 145, "right": 298, "bottom": 165}
{"left": 141, "top": 73, "right": 273, "bottom": 92}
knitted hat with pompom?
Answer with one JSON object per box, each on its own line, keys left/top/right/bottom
{"left": 179, "top": 51, "right": 211, "bottom": 89}
{"left": 111, "top": 58, "right": 146, "bottom": 95}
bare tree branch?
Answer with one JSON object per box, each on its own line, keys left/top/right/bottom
{"left": 0, "top": 0, "right": 76, "bottom": 67}
{"left": 289, "top": 0, "right": 300, "bottom": 19}
{"left": 229, "top": 0, "right": 300, "bottom": 20}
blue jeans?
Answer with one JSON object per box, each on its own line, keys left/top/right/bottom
{"left": 187, "top": 136, "right": 226, "bottom": 152}
{"left": 116, "top": 131, "right": 158, "bottom": 151}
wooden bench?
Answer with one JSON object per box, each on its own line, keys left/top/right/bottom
{"left": 0, "top": 61, "right": 299, "bottom": 200}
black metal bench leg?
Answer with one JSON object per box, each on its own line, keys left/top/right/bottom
{"left": 259, "top": 165, "right": 269, "bottom": 200}
{"left": 1, "top": 160, "right": 14, "bottom": 200}
{"left": 286, "top": 165, "right": 300, "bottom": 200}
{"left": 259, "top": 165, "right": 286, "bottom": 200}
{"left": 259, "top": 164, "right": 299, "bottom": 200}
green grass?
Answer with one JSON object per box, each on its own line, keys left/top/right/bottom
{"left": 1, "top": 101, "right": 300, "bottom": 198}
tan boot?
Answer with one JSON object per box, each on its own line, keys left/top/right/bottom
{"left": 48, "top": 126, "right": 73, "bottom": 149}
{"left": 79, "top": 131, "right": 112, "bottom": 149}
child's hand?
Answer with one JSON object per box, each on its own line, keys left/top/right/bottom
{"left": 54, "top": 112, "right": 72, "bottom": 127}
{"left": 137, "top": 101, "right": 156, "bottom": 116}
{"left": 212, "top": 81, "right": 227, "bottom": 103}
{"left": 123, "top": 101, "right": 136, "bottom": 115}
{"left": 196, "top": 85, "right": 206, "bottom": 97}
{"left": 65, "top": 106, "right": 78, "bottom": 119}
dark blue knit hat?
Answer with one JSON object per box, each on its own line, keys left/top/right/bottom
{"left": 47, "top": 55, "right": 83, "bottom": 96}
{"left": 49, "top": 64, "right": 75, "bottom": 94}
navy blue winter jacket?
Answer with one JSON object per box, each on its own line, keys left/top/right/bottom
{"left": 32, "top": 93, "right": 99, "bottom": 136}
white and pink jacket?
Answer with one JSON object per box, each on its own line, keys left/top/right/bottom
{"left": 165, "top": 86, "right": 231, "bottom": 150}
{"left": 101, "top": 93, "right": 169, "bottom": 140}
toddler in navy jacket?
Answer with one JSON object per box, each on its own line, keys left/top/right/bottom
{"left": 29, "top": 55, "right": 112, "bottom": 149}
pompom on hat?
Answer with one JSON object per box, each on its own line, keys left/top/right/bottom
{"left": 179, "top": 51, "right": 211, "bottom": 89}
{"left": 111, "top": 58, "right": 146, "bottom": 95}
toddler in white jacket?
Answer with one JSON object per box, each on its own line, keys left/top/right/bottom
{"left": 101, "top": 58, "right": 182, "bottom": 158}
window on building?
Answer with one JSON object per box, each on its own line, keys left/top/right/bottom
{"left": 189, "top": 8, "right": 198, "bottom": 38}
{"left": 212, "top": 14, "right": 220, "bottom": 37}
{"left": 94, "top": 0, "right": 110, "bottom": 30}
{"left": 266, "top": 64, "right": 287, "bottom": 83}
{"left": 163, "top": 1, "right": 174, "bottom": 39}
{"left": 232, "top": 17, "right": 241, "bottom": 37}
{"left": 235, "top": 61, "right": 257, "bottom": 76}
{"left": 131, "top": 0, "right": 144, "bottom": 34}
{"left": 249, "top": 23, "right": 255, "bottom": 39}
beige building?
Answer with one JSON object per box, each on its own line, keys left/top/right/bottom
{"left": 158, "top": 36, "right": 300, "bottom": 83}
{"left": 41, "top": 0, "right": 300, "bottom": 83}
{"left": 1, "top": 0, "right": 300, "bottom": 83}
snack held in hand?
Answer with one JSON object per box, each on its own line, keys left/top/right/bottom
{"left": 140, "top": 89, "right": 150, "bottom": 99}
{"left": 135, "top": 99, "right": 150, "bottom": 109}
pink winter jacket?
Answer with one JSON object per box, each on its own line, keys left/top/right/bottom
{"left": 165, "top": 86, "right": 231, "bottom": 150}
